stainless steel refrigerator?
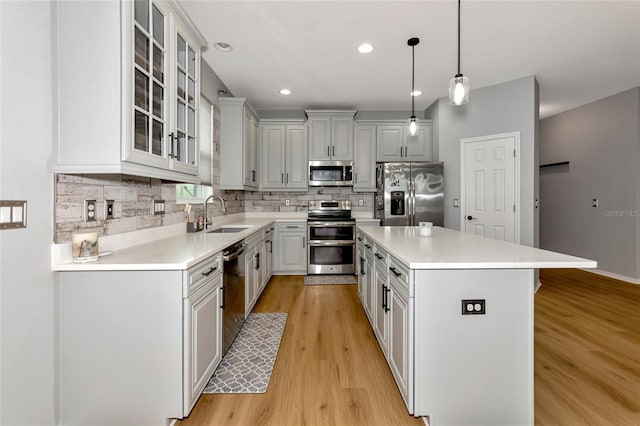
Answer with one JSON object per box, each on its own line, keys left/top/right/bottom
{"left": 375, "top": 162, "right": 444, "bottom": 226}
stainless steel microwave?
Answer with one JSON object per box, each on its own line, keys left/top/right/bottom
{"left": 308, "top": 160, "right": 353, "bottom": 186}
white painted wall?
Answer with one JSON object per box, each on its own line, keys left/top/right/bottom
{"left": 540, "top": 87, "right": 640, "bottom": 279}
{"left": 0, "top": 1, "right": 56, "bottom": 425}
{"left": 425, "top": 76, "right": 539, "bottom": 247}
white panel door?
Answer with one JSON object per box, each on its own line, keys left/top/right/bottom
{"left": 308, "top": 117, "right": 331, "bottom": 160}
{"left": 285, "top": 125, "right": 308, "bottom": 189}
{"left": 331, "top": 116, "right": 354, "bottom": 160}
{"left": 260, "top": 125, "right": 285, "bottom": 189}
{"left": 463, "top": 134, "right": 517, "bottom": 242}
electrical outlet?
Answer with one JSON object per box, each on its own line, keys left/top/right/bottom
{"left": 86, "top": 200, "right": 96, "bottom": 222}
{"left": 285, "top": 199, "right": 290, "bottom": 206}
{"left": 592, "top": 198, "right": 598, "bottom": 207}
{"left": 106, "top": 200, "right": 114, "bottom": 219}
{"left": 462, "top": 299, "right": 486, "bottom": 315}
{"left": 358, "top": 199, "right": 364, "bottom": 206}
{"left": 154, "top": 200, "right": 165, "bottom": 215}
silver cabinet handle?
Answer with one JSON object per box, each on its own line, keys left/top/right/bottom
{"left": 286, "top": 173, "right": 289, "bottom": 184}
{"left": 404, "top": 146, "right": 408, "bottom": 157}
{"left": 281, "top": 173, "right": 284, "bottom": 184}
{"left": 202, "top": 266, "right": 218, "bottom": 276}
{"left": 332, "top": 146, "right": 335, "bottom": 156}
{"left": 327, "top": 146, "right": 330, "bottom": 157}
{"left": 302, "top": 237, "right": 306, "bottom": 248}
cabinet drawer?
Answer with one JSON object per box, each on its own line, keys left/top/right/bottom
{"left": 277, "top": 222, "right": 306, "bottom": 232}
{"left": 245, "top": 228, "right": 264, "bottom": 249}
{"left": 388, "top": 255, "right": 410, "bottom": 293}
{"left": 184, "top": 253, "right": 222, "bottom": 297}
{"left": 374, "top": 245, "right": 388, "bottom": 273}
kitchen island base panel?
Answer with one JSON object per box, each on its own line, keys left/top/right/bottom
{"left": 59, "top": 271, "right": 183, "bottom": 426}
{"left": 413, "top": 269, "right": 534, "bottom": 426}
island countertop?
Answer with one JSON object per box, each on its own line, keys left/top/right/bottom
{"left": 357, "top": 225, "right": 597, "bottom": 270}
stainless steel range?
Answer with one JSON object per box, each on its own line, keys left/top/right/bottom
{"left": 307, "top": 200, "right": 356, "bottom": 275}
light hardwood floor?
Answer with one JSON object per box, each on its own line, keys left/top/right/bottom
{"left": 180, "top": 270, "right": 640, "bottom": 426}
{"left": 179, "top": 276, "right": 423, "bottom": 426}
{"left": 535, "top": 269, "right": 640, "bottom": 425}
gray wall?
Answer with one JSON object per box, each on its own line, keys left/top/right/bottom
{"left": 0, "top": 1, "right": 57, "bottom": 424}
{"left": 540, "top": 87, "right": 640, "bottom": 279}
{"left": 201, "top": 60, "right": 232, "bottom": 106}
{"left": 425, "top": 76, "right": 539, "bottom": 247}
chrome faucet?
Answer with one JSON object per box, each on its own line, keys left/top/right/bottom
{"left": 203, "top": 194, "right": 226, "bottom": 229}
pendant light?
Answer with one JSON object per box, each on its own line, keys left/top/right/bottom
{"left": 449, "top": 0, "right": 469, "bottom": 105}
{"left": 408, "top": 37, "right": 419, "bottom": 136}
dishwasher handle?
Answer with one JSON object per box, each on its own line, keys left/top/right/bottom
{"left": 223, "top": 245, "right": 245, "bottom": 261}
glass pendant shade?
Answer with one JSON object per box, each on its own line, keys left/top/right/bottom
{"left": 449, "top": 74, "right": 469, "bottom": 105}
{"left": 409, "top": 116, "right": 418, "bottom": 136}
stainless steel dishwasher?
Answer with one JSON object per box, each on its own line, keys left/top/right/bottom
{"left": 221, "top": 240, "right": 246, "bottom": 356}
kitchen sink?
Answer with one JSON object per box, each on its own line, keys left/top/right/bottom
{"left": 207, "top": 227, "right": 251, "bottom": 234}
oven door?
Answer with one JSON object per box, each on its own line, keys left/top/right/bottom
{"left": 307, "top": 222, "right": 355, "bottom": 241}
{"left": 307, "top": 241, "right": 356, "bottom": 274}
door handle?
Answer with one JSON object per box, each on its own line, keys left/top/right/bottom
{"left": 467, "top": 215, "right": 476, "bottom": 221}
{"left": 220, "top": 286, "right": 225, "bottom": 309}
{"left": 382, "top": 284, "right": 387, "bottom": 310}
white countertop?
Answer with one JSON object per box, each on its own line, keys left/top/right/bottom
{"left": 357, "top": 225, "right": 597, "bottom": 269}
{"left": 52, "top": 214, "right": 379, "bottom": 272}
{"left": 52, "top": 216, "right": 304, "bottom": 272}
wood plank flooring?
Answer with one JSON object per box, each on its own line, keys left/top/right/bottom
{"left": 535, "top": 269, "right": 640, "bottom": 425}
{"left": 180, "top": 269, "right": 640, "bottom": 426}
{"left": 179, "top": 276, "right": 423, "bottom": 426}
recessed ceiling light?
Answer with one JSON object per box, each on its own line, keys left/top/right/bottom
{"left": 410, "top": 90, "right": 422, "bottom": 97}
{"left": 357, "top": 43, "right": 374, "bottom": 54}
{"left": 214, "top": 42, "right": 233, "bottom": 52}
{"left": 279, "top": 89, "right": 291, "bottom": 95}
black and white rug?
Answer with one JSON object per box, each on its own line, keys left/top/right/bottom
{"left": 303, "top": 274, "right": 358, "bottom": 285}
{"left": 203, "top": 312, "right": 287, "bottom": 394}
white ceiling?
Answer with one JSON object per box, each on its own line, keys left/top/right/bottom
{"left": 181, "top": 1, "right": 640, "bottom": 119}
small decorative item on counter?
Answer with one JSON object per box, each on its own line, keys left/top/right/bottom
{"left": 197, "top": 214, "right": 204, "bottom": 231}
{"left": 186, "top": 221, "right": 199, "bottom": 233}
{"left": 71, "top": 232, "right": 100, "bottom": 262}
{"left": 418, "top": 221, "right": 433, "bottom": 237}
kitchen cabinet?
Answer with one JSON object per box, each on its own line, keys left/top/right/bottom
{"left": 183, "top": 265, "right": 222, "bottom": 414}
{"left": 54, "top": 0, "right": 206, "bottom": 183}
{"left": 260, "top": 121, "right": 308, "bottom": 191}
{"left": 353, "top": 125, "right": 377, "bottom": 192}
{"left": 219, "top": 98, "right": 259, "bottom": 190}
{"left": 58, "top": 253, "right": 223, "bottom": 425}
{"left": 244, "top": 230, "right": 263, "bottom": 315}
{"left": 364, "top": 242, "right": 375, "bottom": 320}
{"left": 373, "top": 246, "right": 389, "bottom": 358}
{"left": 306, "top": 111, "right": 356, "bottom": 161}
{"left": 376, "top": 122, "right": 433, "bottom": 162}
{"left": 388, "top": 273, "right": 413, "bottom": 411}
{"left": 263, "top": 225, "right": 274, "bottom": 285}
{"left": 357, "top": 232, "right": 366, "bottom": 304}
{"left": 273, "top": 222, "right": 307, "bottom": 274}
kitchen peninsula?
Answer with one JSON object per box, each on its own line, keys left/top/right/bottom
{"left": 355, "top": 224, "right": 596, "bottom": 426}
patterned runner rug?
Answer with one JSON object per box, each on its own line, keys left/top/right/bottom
{"left": 203, "top": 312, "right": 287, "bottom": 394}
{"left": 303, "top": 274, "right": 358, "bottom": 285}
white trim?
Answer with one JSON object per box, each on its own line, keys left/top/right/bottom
{"left": 580, "top": 268, "right": 640, "bottom": 285}
{"left": 534, "top": 280, "right": 543, "bottom": 292}
{"left": 422, "top": 416, "right": 430, "bottom": 426}
{"left": 460, "top": 131, "right": 521, "bottom": 244}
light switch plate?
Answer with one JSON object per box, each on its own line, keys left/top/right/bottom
{"left": 0, "top": 200, "right": 27, "bottom": 230}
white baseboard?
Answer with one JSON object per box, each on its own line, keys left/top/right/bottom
{"left": 534, "top": 280, "right": 542, "bottom": 292}
{"left": 580, "top": 268, "right": 640, "bottom": 285}
{"left": 422, "top": 416, "right": 430, "bottom": 426}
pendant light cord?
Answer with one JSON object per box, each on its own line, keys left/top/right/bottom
{"left": 457, "top": 0, "right": 461, "bottom": 76}
{"left": 411, "top": 44, "right": 415, "bottom": 116}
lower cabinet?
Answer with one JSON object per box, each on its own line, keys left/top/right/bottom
{"left": 264, "top": 226, "right": 274, "bottom": 284}
{"left": 364, "top": 244, "right": 375, "bottom": 319}
{"left": 374, "top": 263, "right": 389, "bottom": 358}
{"left": 58, "top": 253, "right": 224, "bottom": 425}
{"left": 273, "top": 222, "right": 307, "bottom": 274}
{"left": 183, "top": 273, "right": 222, "bottom": 413}
{"left": 387, "top": 277, "right": 413, "bottom": 411}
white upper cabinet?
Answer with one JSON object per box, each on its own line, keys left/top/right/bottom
{"left": 353, "top": 125, "right": 377, "bottom": 192}
{"left": 260, "top": 120, "right": 307, "bottom": 191}
{"left": 54, "top": 0, "right": 206, "bottom": 183}
{"left": 306, "top": 111, "right": 355, "bottom": 161}
{"left": 219, "top": 98, "right": 259, "bottom": 190}
{"left": 376, "top": 122, "right": 433, "bottom": 162}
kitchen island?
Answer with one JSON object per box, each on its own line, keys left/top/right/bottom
{"left": 355, "top": 225, "right": 596, "bottom": 426}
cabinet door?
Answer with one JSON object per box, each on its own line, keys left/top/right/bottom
{"left": 308, "top": 117, "right": 331, "bottom": 160}
{"left": 252, "top": 248, "right": 262, "bottom": 304}
{"left": 264, "top": 238, "right": 273, "bottom": 284}
{"left": 388, "top": 281, "right": 412, "bottom": 410}
{"left": 183, "top": 276, "right": 222, "bottom": 415}
{"left": 285, "top": 125, "right": 308, "bottom": 189}
{"left": 374, "top": 271, "right": 389, "bottom": 357}
{"left": 353, "top": 125, "right": 377, "bottom": 192}
{"left": 405, "top": 123, "right": 432, "bottom": 161}
{"left": 260, "top": 125, "right": 286, "bottom": 190}
{"left": 244, "top": 246, "right": 255, "bottom": 315}
{"left": 277, "top": 232, "right": 307, "bottom": 272}
{"left": 376, "top": 126, "right": 404, "bottom": 162}
{"left": 331, "top": 116, "right": 354, "bottom": 160}
{"left": 128, "top": 0, "right": 171, "bottom": 170}
{"left": 365, "top": 252, "right": 375, "bottom": 320}
{"left": 244, "top": 111, "right": 258, "bottom": 188}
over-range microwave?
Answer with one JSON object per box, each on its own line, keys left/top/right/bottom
{"left": 308, "top": 160, "right": 353, "bottom": 186}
